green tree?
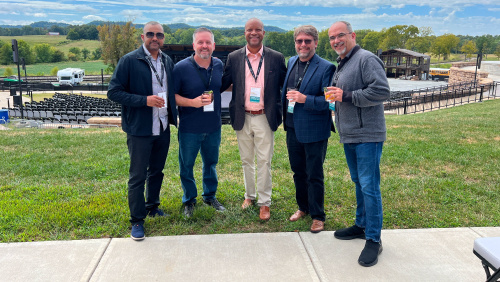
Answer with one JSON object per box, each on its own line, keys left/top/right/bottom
{"left": 17, "top": 40, "right": 35, "bottom": 65}
{"left": 476, "top": 35, "right": 495, "bottom": 58}
{"left": 431, "top": 34, "right": 460, "bottom": 60}
{"left": 66, "top": 29, "right": 80, "bottom": 40}
{"left": 50, "top": 66, "right": 59, "bottom": 76}
{"left": 82, "top": 48, "right": 90, "bottom": 60}
{"left": 0, "top": 44, "right": 12, "bottom": 65}
{"left": 354, "top": 29, "right": 373, "bottom": 45}
{"left": 494, "top": 44, "right": 500, "bottom": 60}
{"left": 52, "top": 49, "right": 65, "bottom": 62}
{"left": 67, "top": 52, "right": 78, "bottom": 61}
{"left": 33, "top": 43, "right": 54, "bottom": 63}
{"left": 97, "top": 21, "right": 139, "bottom": 71}
{"left": 4, "top": 67, "right": 13, "bottom": 76}
{"left": 92, "top": 47, "right": 102, "bottom": 60}
{"left": 460, "top": 40, "right": 478, "bottom": 60}
{"left": 361, "top": 31, "right": 381, "bottom": 53}
{"left": 379, "top": 25, "right": 419, "bottom": 50}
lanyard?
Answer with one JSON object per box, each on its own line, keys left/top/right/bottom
{"left": 245, "top": 50, "right": 265, "bottom": 83}
{"left": 293, "top": 59, "right": 311, "bottom": 90}
{"left": 145, "top": 54, "right": 165, "bottom": 88}
{"left": 190, "top": 55, "right": 213, "bottom": 90}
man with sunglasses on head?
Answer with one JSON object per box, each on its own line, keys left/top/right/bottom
{"left": 108, "top": 21, "right": 177, "bottom": 241}
{"left": 173, "top": 27, "right": 225, "bottom": 218}
{"left": 326, "top": 21, "right": 390, "bottom": 267}
{"left": 282, "top": 25, "right": 335, "bottom": 233}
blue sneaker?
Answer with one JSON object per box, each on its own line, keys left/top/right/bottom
{"left": 131, "top": 223, "right": 145, "bottom": 241}
{"left": 148, "top": 208, "right": 166, "bottom": 217}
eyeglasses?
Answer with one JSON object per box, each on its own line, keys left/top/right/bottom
{"left": 145, "top": 32, "right": 165, "bottom": 39}
{"left": 329, "top": 32, "right": 352, "bottom": 41}
{"left": 295, "top": 39, "right": 313, "bottom": 45}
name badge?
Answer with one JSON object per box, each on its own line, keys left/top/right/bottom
{"left": 203, "top": 90, "right": 214, "bottom": 112}
{"left": 287, "top": 100, "right": 295, "bottom": 113}
{"left": 250, "top": 87, "right": 261, "bottom": 103}
{"left": 158, "top": 92, "right": 167, "bottom": 108}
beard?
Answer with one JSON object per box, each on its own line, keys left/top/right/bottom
{"left": 196, "top": 49, "right": 211, "bottom": 60}
{"left": 334, "top": 42, "right": 346, "bottom": 56}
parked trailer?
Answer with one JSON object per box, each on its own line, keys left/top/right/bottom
{"left": 57, "top": 68, "right": 85, "bottom": 86}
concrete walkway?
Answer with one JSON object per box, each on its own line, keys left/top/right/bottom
{"left": 1, "top": 227, "right": 499, "bottom": 282}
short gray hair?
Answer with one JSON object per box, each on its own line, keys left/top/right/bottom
{"left": 335, "top": 21, "right": 353, "bottom": 33}
{"left": 294, "top": 25, "right": 318, "bottom": 42}
{"left": 193, "top": 27, "right": 215, "bottom": 44}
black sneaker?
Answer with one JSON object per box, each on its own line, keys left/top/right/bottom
{"left": 131, "top": 223, "right": 145, "bottom": 241}
{"left": 204, "top": 198, "right": 226, "bottom": 211}
{"left": 358, "top": 239, "right": 383, "bottom": 267}
{"left": 148, "top": 208, "right": 166, "bottom": 217}
{"left": 334, "top": 225, "right": 366, "bottom": 240}
{"left": 183, "top": 203, "right": 195, "bottom": 218}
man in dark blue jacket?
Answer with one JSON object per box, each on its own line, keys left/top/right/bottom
{"left": 282, "top": 25, "right": 335, "bottom": 233}
{"left": 108, "top": 21, "right": 177, "bottom": 241}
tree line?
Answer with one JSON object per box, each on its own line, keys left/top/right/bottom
{"left": 1, "top": 22, "right": 500, "bottom": 69}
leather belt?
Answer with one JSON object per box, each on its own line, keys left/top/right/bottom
{"left": 245, "top": 109, "right": 265, "bottom": 115}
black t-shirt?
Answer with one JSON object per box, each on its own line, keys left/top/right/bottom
{"left": 286, "top": 60, "right": 309, "bottom": 128}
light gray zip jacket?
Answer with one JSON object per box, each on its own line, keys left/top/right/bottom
{"left": 333, "top": 46, "right": 390, "bottom": 144}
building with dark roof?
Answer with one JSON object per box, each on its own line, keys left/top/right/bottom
{"left": 380, "top": 49, "right": 430, "bottom": 80}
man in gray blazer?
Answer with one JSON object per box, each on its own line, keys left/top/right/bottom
{"left": 221, "top": 18, "right": 286, "bottom": 221}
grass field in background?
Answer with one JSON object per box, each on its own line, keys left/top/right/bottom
{"left": 0, "top": 35, "right": 100, "bottom": 54}
{"left": 0, "top": 99, "right": 499, "bottom": 242}
{"left": 0, "top": 61, "right": 109, "bottom": 76}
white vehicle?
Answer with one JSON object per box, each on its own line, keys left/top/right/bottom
{"left": 57, "top": 68, "right": 85, "bottom": 86}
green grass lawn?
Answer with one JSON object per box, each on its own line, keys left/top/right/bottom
{"left": 0, "top": 35, "right": 100, "bottom": 54}
{"left": 0, "top": 61, "right": 109, "bottom": 76}
{"left": 0, "top": 99, "right": 499, "bottom": 242}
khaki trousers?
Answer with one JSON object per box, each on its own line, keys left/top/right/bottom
{"left": 235, "top": 113, "right": 274, "bottom": 206}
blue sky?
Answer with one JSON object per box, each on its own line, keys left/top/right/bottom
{"left": 0, "top": 0, "right": 499, "bottom": 36}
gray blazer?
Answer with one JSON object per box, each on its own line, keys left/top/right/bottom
{"left": 221, "top": 46, "right": 286, "bottom": 131}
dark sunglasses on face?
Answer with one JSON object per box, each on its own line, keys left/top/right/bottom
{"left": 145, "top": 32, "right": 165, "bottom": 39}
{"left": 295, "top": 39, "right": 313, "bottom": 45}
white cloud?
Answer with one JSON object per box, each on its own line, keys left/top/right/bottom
{"left": 83, "top": 15, "right": 105, "bottom": 21}
{"left": 33, "top": 13, "right": 47, "bottom": 17}
{"left": 391, "top": 4, "right": 405, "bottom": 9}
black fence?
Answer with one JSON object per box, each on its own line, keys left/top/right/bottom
{"left": 384, "top": 81, "right": 499, "bottom": 115}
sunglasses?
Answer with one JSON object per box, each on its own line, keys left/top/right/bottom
{"left": 295, "top": 39, "right": 313, "bottom": 45}
{"left": 145, "top": 32, "right": 165, "bottom": 39}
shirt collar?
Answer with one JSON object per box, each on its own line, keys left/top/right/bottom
{"left": 336, "top": 45, "right": 360, "bottom": 63}
{"left": 142, "top": 43, "right": 163, "bottom": 59}
{"left": 246, "top": 45, "right": 264, "bottom": 57}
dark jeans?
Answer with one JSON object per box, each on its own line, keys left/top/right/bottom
{"left": 286, "top": 128, "right": 328, "bottom": 221}
{"left": 126, "top": 126, "right": 170, "bottom": 225}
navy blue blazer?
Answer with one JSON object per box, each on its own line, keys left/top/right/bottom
{"left": 282, "top": 54, "right": 336, "bottom": 143}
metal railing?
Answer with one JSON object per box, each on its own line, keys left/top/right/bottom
{"left": 384, "top": 81, "right": 499, "bottom": 115}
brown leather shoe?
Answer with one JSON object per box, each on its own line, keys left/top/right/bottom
{"left": 310, "top": 220, "right": 324, "bottom": 233}
{"left": 241, "top": 199, "right": 253, "bottom": 209}
{"left": 289, "top": 210, "right": 306, "bottom": 222}
{"left": 259, "top": 206, "right": 270, "bottom": 221}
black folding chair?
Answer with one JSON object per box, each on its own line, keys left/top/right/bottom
{"left": 474, "top": 237, "right": 500, "bottom": 282}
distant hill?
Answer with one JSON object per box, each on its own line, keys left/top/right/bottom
{"left": 0, "top": 21, "right": 287, "bottom": 33}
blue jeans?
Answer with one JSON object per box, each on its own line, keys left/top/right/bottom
{"left": 178, "top": 129, "right": 221, "bottom": 205}
{"left": 343, "top": 142, "right": 384, "bottom": 242}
